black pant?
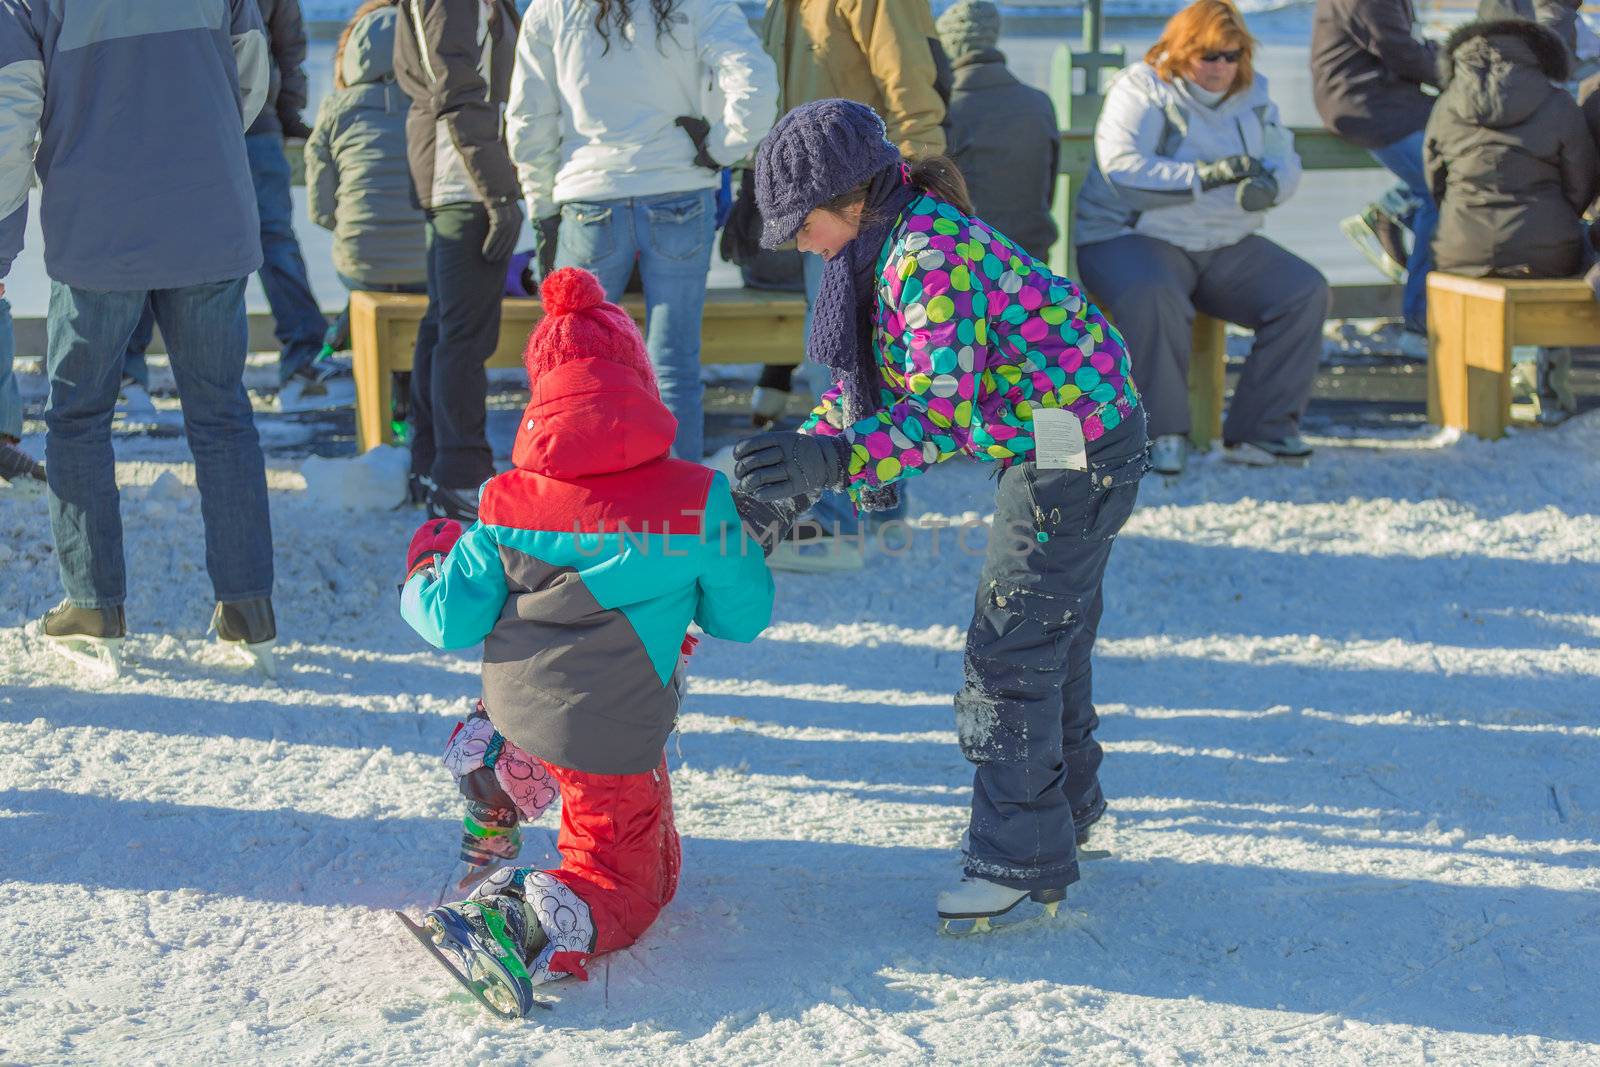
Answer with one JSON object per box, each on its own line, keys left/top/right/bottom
{"left": 956, "top": 408, "right": 1148, "bottom": 890}
{"left": 410, "top": 202, "right": 509, "bottom": 489}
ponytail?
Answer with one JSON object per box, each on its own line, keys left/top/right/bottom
{"left": 818, "top": 155, "right": 975, "bottom": 223}
{"left": 907, "top": 156, "right": 972, "bottom": 216}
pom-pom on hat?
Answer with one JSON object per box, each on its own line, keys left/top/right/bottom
{"left": 754, "top": 99, "right": 902, "bottom": 249}
{"left": 524, "top": 268, "right": 656, "bottom": 394}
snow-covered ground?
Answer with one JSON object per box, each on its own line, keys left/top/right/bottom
{"left": 1, "top": 403, "right": 1597, "bottom": 1065}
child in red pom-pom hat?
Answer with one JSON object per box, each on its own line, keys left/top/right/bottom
{"left": 395, "top": 268, "right": 775, "bottom": 1013}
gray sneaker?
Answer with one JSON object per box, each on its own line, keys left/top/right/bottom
{"left": 0, "top": 438, "right": 45, "bottom": 483}
{"left": 1224, "top": 435, "right": 1314, "bottom": 467}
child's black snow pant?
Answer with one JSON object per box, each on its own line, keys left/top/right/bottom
{"left": 956, "top": 407, "right": 1148, "bottom": 891}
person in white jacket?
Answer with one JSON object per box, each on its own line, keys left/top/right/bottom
{"left": 1074, "top": 0, "right": 1329, "bottom": 476}
{"left": 507, "top": 0, "right": 777, "bottom": 461}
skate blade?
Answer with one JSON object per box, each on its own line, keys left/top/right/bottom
{"left": 393, "top": 910, "right": 550, "bottom": 1018}
{"left": 939, "top": 900, "right": 1062, "bottom": 936}
{"left": 219, "top": 636, "right": 276, "bottom": 680}
{"left": 41, "top": 632, "right": 123, "bottom": 680}
{"left": 1338, "top": 215, "right": 1406, "bottom": 283}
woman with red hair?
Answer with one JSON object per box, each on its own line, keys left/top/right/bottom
{"left": 1075, "top": 0, "right": 1329, "bottom": 477}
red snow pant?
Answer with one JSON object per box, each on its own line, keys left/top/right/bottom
{"left": 544, "top": 753, "right": 680, "bottom": 957}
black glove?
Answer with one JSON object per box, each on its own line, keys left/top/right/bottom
{"left": 733, "top": 431, "right": 850, "bottom": 501}
{"left": 280, "top": 113, "right": 314, "bottom": 141}
{"left": 1235, "top": 172, "right": 1279, "bottom": 213}
{"left": 534, "top": 215, "right": 560, "bottom": 279}
{"left": 1196, "top": 154, "right": 1264, "bottom": 192}
{"left": 674, "top": 116, "right": 720, "bottom": 172}
{"left": 482, "top": 197, "right": 525, "bottom": 264}
{"left": 731, "top": 491, "right": 814, "bottom": 556}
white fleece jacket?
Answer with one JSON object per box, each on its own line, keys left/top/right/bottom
{"left": 1075, "top": 62, "right": 1302, "bottom": 252}
{"left": 506, "top": 0, "right": 777, "bottom": 219}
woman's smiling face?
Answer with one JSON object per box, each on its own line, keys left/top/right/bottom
{"left": 795, "top": 203, "right": 863, "bottom": 261}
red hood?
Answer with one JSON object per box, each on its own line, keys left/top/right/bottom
{"left": 511, "top": 358, "right": 678, "bottom": 478}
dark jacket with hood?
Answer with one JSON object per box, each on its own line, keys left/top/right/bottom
{"left": 249, "top": 0, "right": 311, "bottom": 138}
{"left": 1477, "top": 0, "right": 1583, "bottom": 64}
{"left": 1424, "top": 18, "right": 1598, "bottom": 277}
{"left": 394, "top": 0, "right": 521, "bottom": 210}
{"left": 945, "top": 48, "right": 1059, "bottom": 261}
{"left": 306, "top": 7, "right": 427, "bottom": 285}
{"left": 1312, "top": 0, "right": 1440, "bottom": 149}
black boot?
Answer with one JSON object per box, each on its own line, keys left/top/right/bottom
{"left": 42, "top": 600, "right": 127, "bottom": 639}
{"left": 212, "top": 597, "right": 276, "bottom": 644}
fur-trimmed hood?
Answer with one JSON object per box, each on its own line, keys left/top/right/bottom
{"left": 1441, "top": 16, "right": 1571, "bottom": 84}
{"left": 1438, "top": 18, "right": 1570, "bottom": 128}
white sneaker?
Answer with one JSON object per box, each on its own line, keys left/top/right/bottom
{"left": 749, "top": 385, "right": 790, "bottom": 430}
{"left": 937, "top": 876, "right": 1065, "bottom": 932}
{"left": 116, "top": 376, "right": 158, "bottom": 421}
{"left": 278, "top": 359, "right": 356, "bottom": 413}
{"left": 1150, "top": 433, "right": 1186, "bottom": 476}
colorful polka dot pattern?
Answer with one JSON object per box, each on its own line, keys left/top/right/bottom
{"left": 802, "top": 195, "right": 1140, "bottom": 497}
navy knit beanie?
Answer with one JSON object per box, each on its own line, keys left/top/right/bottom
{"left": 755, "top": 99, "right": 902, "bottom": 249}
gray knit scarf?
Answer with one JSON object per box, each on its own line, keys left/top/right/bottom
{"left": 809, "top": 163, "right": 917, "bottom": 512}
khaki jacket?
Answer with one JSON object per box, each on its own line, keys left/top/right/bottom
{"left": 761, "top": 0, "right": 946, "bottom": 157}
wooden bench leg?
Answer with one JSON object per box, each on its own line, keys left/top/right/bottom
{"left": 350, "top": 295, "right": 390, "bottom": 454}
{"left": 1427, "top": 277, "right": 1511, "bottom": 439}
{"left": 1188, "top": 315, "right": 1227, "bottom": 452}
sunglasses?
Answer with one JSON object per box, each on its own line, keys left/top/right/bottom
{"left": 1201, "top": 48, "right": 1243, "bottom": 63}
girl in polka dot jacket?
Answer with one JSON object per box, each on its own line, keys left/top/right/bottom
{"left": 734, "top": 99, "right": 1150, "bottom": 928}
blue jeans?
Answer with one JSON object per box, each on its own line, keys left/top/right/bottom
{"left": 246, "top": 132, "right": 327, "bottom": 384}
{"left": 121, "top": 299, "right": 156, "bottom": 389}
{"left": 799, "top": 252, "right": 908, "bottom": 535}
{"left": 45, "top": 279, "right": 272, "bottom": 609}
{"left": 1368, "top": 130, "right": 1435, "bottom": 334}
{"left": 554, "top": 189, "right": 716, "bottom": 461}
{"left": 0, "top": 297, "right": 21, "bottom": 439}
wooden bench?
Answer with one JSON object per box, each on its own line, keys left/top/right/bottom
{"left": 1426, "top": 274, "right": 1600, "bottom": 439}
{"left": 349, "top": 287, "right": 808, "bottom": 452}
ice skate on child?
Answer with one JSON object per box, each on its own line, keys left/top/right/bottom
{"left": 396, "top": 268, "right": 775, "bottom": 1017}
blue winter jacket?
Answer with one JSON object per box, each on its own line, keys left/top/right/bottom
{"left": 0, "top": 0, "right": 270, "bottom": 288}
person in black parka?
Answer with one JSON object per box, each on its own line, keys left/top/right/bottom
{"left": 1424, "top": 16, "right": 1599, "bottom": 278}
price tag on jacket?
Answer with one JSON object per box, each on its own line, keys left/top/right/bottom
{"left": 1031, "top": 408, "right": 1088, "bottom": 471}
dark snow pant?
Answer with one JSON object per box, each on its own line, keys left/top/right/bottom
{"left": 1077, "top": 233, "right": 1328, "bottom": 444}
{"left": 410, "top": 203, "right": 509, "bottom": 491}
{"left": 956, "top": 408, "right": 1148, "bottom": 891}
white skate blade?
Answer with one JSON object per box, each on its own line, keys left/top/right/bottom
{"left": 939, "top": 899, "right": 1063, "bottom": 936}
{"left": 40, "top": 631, "right": 123, "bottom": 680}
{"left": 218, "top": 636, "right": 276, "bottom": 680}
{"left": 1338, "top": 213, "right": 1406, "bottom": 284}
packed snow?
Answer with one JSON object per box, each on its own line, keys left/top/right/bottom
{"left": 1, "top": 400, "right": 1597, "bottom": 1065}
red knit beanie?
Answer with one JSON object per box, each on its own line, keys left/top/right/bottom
{"left": 523, "top": 268, "right": 657, "bottom": 395}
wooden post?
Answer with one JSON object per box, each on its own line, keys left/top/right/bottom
{"left": 1426, "top": 274, "right": 1511, "bottom": 439}
{"left": 349, "top": 291, "right": 391, "bottom": 454}
{"left": 1188, "top": 315, "right": 1227, "bottom": 451}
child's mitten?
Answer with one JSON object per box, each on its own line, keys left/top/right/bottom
{"left": 407, "top": 517, "right": 462, "bottom": 581}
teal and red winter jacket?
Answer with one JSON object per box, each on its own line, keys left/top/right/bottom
{"left": 401, "top": 357, "right": 775, "bottom": 775}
